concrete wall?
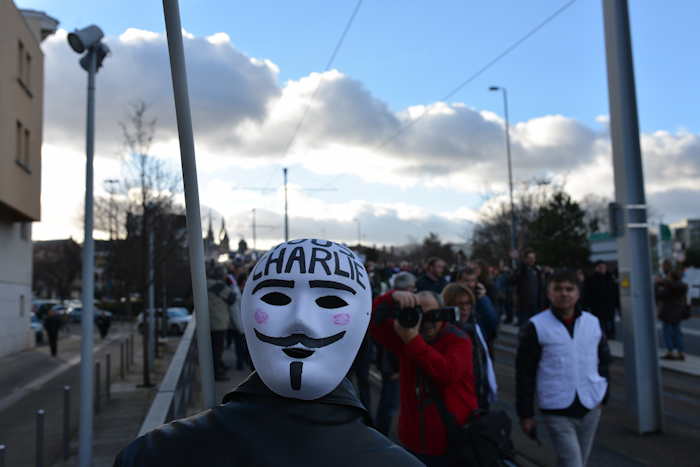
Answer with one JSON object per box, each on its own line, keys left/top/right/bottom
{"left": 0, "top": 220, "right": 33, "bottom": 357}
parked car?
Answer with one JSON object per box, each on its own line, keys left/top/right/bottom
{"left": 30, "top": 313, "right": 44, "bottom": 344}
{"left": 137, "top": 307, "right": 192, "bottom": 335}
{"left": 68, "top": 306, "right": 112, "bottom": 323}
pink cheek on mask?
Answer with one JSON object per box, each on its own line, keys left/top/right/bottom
{"left": 333, "top": 313, "right": 350, "bottom": 326}
{"left": 254, "top": 310, "right": 269, "bottom": 325}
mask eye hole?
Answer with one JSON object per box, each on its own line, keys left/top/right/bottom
{"left": 315, "top": 295, "right": 348, "bottom": 309}
{"left": 260, "top": 292, "right": 291, "bottom": 306}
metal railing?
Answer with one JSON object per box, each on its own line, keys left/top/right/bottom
{"left": 138, "top": 319, "right": 199, "bottom": 436}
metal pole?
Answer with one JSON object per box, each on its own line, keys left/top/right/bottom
{"left": 148, "top": 227, "right": 156, "bottom": 364}
{"left": 502, "top": 88, "right": 517, "bottom": 256}
{"left": 106, "top": 354, "right": 111, "bottom": 401}
{"left": 95, "top": 361, "right": 101, "bottom": 413}
{"left": 284, "top": 168, "right": 289, "bottom": 241}
{"left": 252, "top": 208, "right": 256, "bottom": 251}
{"left": 63, "top": 386, "right": 71, "bottom": 460}
{"left": 78, "top": 48, "right": 97, "bottom": 467}
{"left": 36, "top": 409, "right": 45, "bottom": 467}
{"left": 141, "top": 311, "right": 152, "bottom": 387}
{"left": 163, "top": 0, "right": 216, "bottom": 409}
{"left": 120, "top": 342, "right": 125, "bottom": 379}
{"left": 602, "top": 0, "right": 663, "bottom": 433}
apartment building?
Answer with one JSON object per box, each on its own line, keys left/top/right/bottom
{"left": 0, "top": 0, "right": 57, "bottom": 357}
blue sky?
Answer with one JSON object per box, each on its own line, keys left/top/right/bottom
{"left": 17, "top": 0, "right": 700, "bottom": 246}
{"left": 18, "top": 0, "right": 699, "bottom": 132}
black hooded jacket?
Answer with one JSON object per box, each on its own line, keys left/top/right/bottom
{"left": 113, "top": 372, "right": 423, "bottom": 467}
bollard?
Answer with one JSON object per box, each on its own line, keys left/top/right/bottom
{"left": 130, "top": 335, "right": 135, "bottom": 366}
{"left": 0, "top": 444, "right": 6, "bottom": 467}
{"left": 120, "top": 342, "right": 125, "bottom": 379}
{"left": 95, "top": 362, "right": 101, "bottom": 414}
{"left": 36, "top": 409, "right": 45, "bottom": 467}
{"left": 125, "top": 338, "right": 131, "bottom": 373}
{"left": 106, "top": 353, "right": 111, "bottom": 401}
{"left": 63, "top": 386, "right": 70, "bottom": 460}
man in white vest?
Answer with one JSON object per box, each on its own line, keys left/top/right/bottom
{"left": 516, "top": 269, "right": 611, "bottom": 467}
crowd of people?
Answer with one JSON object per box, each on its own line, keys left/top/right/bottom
{"left": 120, "top": 241, "right": 691, "bottom": 467}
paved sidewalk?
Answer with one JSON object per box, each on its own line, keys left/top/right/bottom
{"left": 0, "top": 324, "right": 135, "bottom": 467}
{"left": 51, "top": 333, "right": 178, "bottom": 467}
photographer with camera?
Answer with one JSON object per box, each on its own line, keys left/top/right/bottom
{"left": 370, "top": 288, "right": 477, "bottom": 466}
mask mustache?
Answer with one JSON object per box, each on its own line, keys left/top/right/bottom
{"left": 254, "top": 329, "right": 346, "bottom": 348}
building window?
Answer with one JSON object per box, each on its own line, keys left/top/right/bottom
{"left": 16, "top": 121, "right": 23, "bottom": 162}
{"left": 25, "top": 52, "right": 31, "bottom": 88}
{"left": 24, "top": 128, "right": 30, "bottom": 168}
{"left": 17, "top": 41, "right": 32, "bottom": 96}
{"left": 18, "top": 41, "right": 24, "bottom": 79}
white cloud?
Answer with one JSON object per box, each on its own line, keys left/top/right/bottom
{"left": 34, "top": 27, "right": 700, "bottom": 243}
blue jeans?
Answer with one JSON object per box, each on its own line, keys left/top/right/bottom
{"left": 375, "top": 377, "right": 400, "bottom": 435}
{"left": 662, "top": 322, "right": 684, "bottom": 352}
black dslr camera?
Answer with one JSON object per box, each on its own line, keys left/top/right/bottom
{"left": 385, "top": 305, "right": 460, "bottom": 328}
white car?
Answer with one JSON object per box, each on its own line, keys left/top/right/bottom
{"left": 137, "top": 307, "right": 192, "bottom": 335}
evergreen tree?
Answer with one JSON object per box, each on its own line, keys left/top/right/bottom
{"left": 528, "top": 191, "right": 590, "bottom": 268}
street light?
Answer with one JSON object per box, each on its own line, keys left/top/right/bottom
{"left": 489, "top": 86, "right": 517, "bottom": 260}
{"left": 68, "top": 24, "right": 109, "bottom": 467}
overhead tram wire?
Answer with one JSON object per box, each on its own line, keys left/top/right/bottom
{"left": 258, "top": 0, "right": 364, "bottom": 194}
{"left": 316, "top": 0, "right": 578, "bottom": 190}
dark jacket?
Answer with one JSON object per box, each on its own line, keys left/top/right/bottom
{"left": 370, "top": 291, "right": 477, "bottom": 456}
{"left": 415, "top": 274, "right": 447, "bottom": 294}
{"left": 656, "top": 279, "right": 689, "bottom": 324}
{"left": 582, "top": 273, "right": 619, "bottom": 320}
{"left": 512, "top": 262, "right": 546, "bottom": 312}
{"left": 113, "top": 372, "right": 422, "bottom": 467}
{"left": 515, "top": 308, "right": 611, "bottom": 419}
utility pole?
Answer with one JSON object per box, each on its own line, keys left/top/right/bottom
{"left": 602, "top": 0, "right": 663, "bottom": 433}
{"left": 234, "top": 170, "right": 336, "bottom": 243}
{"left": 284, "top": 168, "right": 289, "bottom": 241}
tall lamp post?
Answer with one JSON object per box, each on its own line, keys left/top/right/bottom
{"left": 489, "top": 86, "right": 517, "bottom": 260}
{"left": 67, "top": 25, "right": 109, "bottom": 467}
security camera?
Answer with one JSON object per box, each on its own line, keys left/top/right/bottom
{"left": 67, "top": 25, "right": 104, "bottom": 54}
{"left": 79, "top": 42, "right": 110, "bottom": 72}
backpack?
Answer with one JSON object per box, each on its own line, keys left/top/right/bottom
{"left": 429, "top": 381, "right": 516, "bottom": 467}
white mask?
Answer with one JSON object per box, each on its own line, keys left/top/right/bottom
{"left": 241, "top": 239, "right": 371, "bottom": 400}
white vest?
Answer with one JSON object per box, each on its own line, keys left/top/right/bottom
{"left": 530, "top": 309, "right": 607, "bottom": 410}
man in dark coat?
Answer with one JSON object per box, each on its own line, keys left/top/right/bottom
{"left": 512, "top": 249, "right": 546, "bottom": 327}
{"left": 113, "top": 239, "right": 422, "bottom": 467}
{"left": 415, "top": 257, "right": 447, "bottom": 294}
{"left": 582, "top": 261, "right": 620, "bottom": 339}
{"left": 43, "top": 308, "right": 63, "bottom": 357}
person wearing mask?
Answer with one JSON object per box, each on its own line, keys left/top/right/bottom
{"left": 415, "top": 257, "right": 447, "bottom": 294}
{"left": 114, "top": 239, "right": 422, "bottom": 467}
{"left": 370, "top": 288, "right": 477, "bottom": 466}
{"left": 442, "top": 283, "right": 497, "bottom": 409}
{"left": 656, "top": 269, "right": 689, "bottom": 360}
{"left": 516, "top": 269, "right": 611, "bottom": 467}
{"left": 582, "top": 261, "right": 619, "bottom": 340}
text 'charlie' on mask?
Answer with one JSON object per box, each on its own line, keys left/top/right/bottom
{"left": 241, "top": 239, "right": 371, "bottom": 400}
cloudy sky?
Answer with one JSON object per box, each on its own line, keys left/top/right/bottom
{"left": 18, "top": 0, "right": 700, "bottom": 249}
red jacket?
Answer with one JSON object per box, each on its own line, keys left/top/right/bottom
{"left": 370, "top": 291, "right": 477, "bottom": 456}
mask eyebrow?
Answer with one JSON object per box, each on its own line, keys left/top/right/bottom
{"left": 252, "top": 279, "right": 295, "bottom": 294}
{"left": 309, "top": 280, "right": 356, "bottom": 295}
